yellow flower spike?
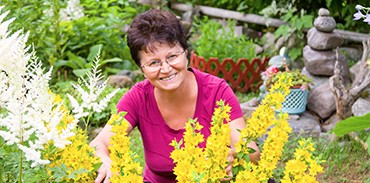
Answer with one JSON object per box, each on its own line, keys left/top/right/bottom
{"left": 45, "top": 129, "right": 101, "bottom": 182}
{"left": 108, "top": 112, "right": 143, "bottom": 183}
{"left": 171, "top": 100, "right": 231, "bottom": 182}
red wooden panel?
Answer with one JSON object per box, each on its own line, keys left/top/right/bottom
{"left": 190, "top": 51, "right": 269, "bottom": 93}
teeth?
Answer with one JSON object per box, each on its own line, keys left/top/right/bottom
{"left": 161, "top": 74, "right": 176, "bottom": 81}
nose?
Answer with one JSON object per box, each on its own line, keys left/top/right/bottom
{"left": 160, "top": 60, "right": 172, "bottom": 73}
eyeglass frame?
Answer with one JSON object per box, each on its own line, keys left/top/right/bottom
{"left": 140, "top": 49, "right": 186, "bottom": 72}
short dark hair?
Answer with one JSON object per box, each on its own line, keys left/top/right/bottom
{"left": 127, "top": 9, "right": 188, "bottom": 67}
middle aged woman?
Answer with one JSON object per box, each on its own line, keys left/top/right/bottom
{"left": 90, "top": 9, "right": 261, "bottom": 183}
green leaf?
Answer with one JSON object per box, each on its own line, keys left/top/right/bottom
{"left": 87, "top": 44, "right": 103, "bottom": 62}
{"left": 367, "top": 135, "right": 370, "bottom": 155}
{"left": 72, "top": 68, "right": 91, "bottom": 77}
{"left": 332, "top": 113, "right": 370, "bottom": 136}
{"left": 66, "top": 52, "right": 87, "bottom": 69}
{"left": 101, "top": 57, "right": 123, "bottom": 65}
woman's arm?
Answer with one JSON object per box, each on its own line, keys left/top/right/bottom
{"left": 222, "top": 117, "right": 260, "bottom": 181}
{"left": 89, "top": 122, "right": 133, "bottom": 183}
{"left": 229, "top": 117, "right": 260, "bottom": 164}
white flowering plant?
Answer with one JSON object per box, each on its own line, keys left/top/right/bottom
{"left": 0, "top": 6, "right": 77, "bottom": 181}
{"left": 0, "top": 6, "right": 121, "bottom": 182}
{"left": 353, "top": 4, "right": 370, "bottom": 25}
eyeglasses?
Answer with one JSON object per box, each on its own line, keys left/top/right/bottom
{"left": 141, "top": 50, "right": 185, "bottom": 73}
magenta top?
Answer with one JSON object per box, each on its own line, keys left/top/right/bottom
{"left": 116, "top": 68, "right": 243, "bottom": 183}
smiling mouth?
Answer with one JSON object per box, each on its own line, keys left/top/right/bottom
{"left": 160, "top": 73, "right": 177, "bottom": 81}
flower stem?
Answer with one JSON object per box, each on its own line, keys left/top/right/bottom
{"left": 18, "top": 152, "right": 22, "bottom": 183}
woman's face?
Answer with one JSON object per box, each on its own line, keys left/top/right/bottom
{"left": 139, "top": 43, "right": 188, "bottom": 92}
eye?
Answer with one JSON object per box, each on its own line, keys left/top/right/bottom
{"left": 148, "top": 60, "right": 161, "bottom": 67}
{"left": 167, "top": 54, "right": 178, "bottom": 61}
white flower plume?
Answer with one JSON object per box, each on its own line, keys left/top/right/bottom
{"left": 60, "top": 0, "right": 85, "bottom": 21}
{"left": 68, "top": 53, "right": 119, "bottom": 122}
{"left": 0, "top": 7, "right": 76, "bottom": 166}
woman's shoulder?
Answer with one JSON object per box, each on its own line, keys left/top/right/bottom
{"left": 123, "top": 79, "right": 152, "bottom": 99}
{"left": 191, "top": 68, "right": 227, "bottom": 87}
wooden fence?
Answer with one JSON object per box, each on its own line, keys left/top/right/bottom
{"left": 190, "top": 51, "right": 269, "bottom": 92}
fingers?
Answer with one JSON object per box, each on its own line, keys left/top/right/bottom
{"left": 104, "top": 171, "right": 113, "bottom": 183}
{"left": 95, "top": 164, "right": 112, "bottom": 183}
{"left": 220, "top": 149, "right": 235, "bottom": 182}
{"left": 94, "top": 171, "right": 106, "bottom": 183}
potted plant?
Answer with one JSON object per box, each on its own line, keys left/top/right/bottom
{"left": 260, "top": 62, "right": 313, "bottom": 114}
{"left": 189, "top": 17, "right": 269, "bottom": 92}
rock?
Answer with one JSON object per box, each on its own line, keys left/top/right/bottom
{"left": 288, "top": 111, "right": 322, "bottom": 137}
{"left": 262, "top": 32, "right": 275, "bottom": 51}
{"left": 307, "top": 83, "right": 336, "bottom": 119}
{"left": 307, "top": 28, "right": 343, "bottom": 50}
{"left": 181, "top": 21, "right": 192, "bottom": 36}
{"left": 352, "top": 98, "right": 370, "bottom": 116}
{"left": 314, "top": 16, "right": 336, "bottom": 32}
{"left": 321, "top": 114, "right": 341, "bottom": 132}
{"left": 240, "top": 98, "right": 260, "bottom": 119}
{"left": 338, "top": 47, "right": 363, "bottom": 62}
{"left": 350, "top": 61, "right": 362, "bottom": 82}
{"left": 318, "top": 8, "right": 331, "bottom": 16}
{"left": 302, "top": 67, "right": 330, "bottom": 89}
{"left": 303, "top": 45, "right": 349, "bottom": 78}
{"left": 108, "top": 75, "right": 133, "bottom": 88}
{"left": 319, "top": 132, "right": 338, "bottom": 142}
{"left": 117, "top": 69, "right": 132, "bottom": 76}
{"left": 254, "top": 44, "right": 264, "bottom": 55}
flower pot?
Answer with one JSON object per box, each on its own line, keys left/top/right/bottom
{"left": 280, "top": 88, "right": 309, "bottom": 115}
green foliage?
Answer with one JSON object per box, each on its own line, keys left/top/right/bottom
{"left": 262, "top": 1, "right": 313, "bottom": 61}
{"left": 0, "top": 0, "right": 149, "bottom": 81}
{"left": 0, "top": 139, "right": 49, "bottom": 183}
{"left": 190, "top": 16, "right": 257, "bottom": 61}
{"left": 176, "top": 0, "right": 272, "bottom": 14}
{"left": 332, "top": 113, "right": 370, "bottom": 136}
{"left": 332, "top": 113, "right": 370, "bottom": 155}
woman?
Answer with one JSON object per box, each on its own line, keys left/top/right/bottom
{"left": 90, "top": 9, "right": 260, "bottom": 183}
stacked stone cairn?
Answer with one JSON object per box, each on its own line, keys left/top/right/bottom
{"left": 302, "top": 8, "right": 353, "bottom": 132}
{"left": 241, "top": 8, "right": 370, "bottom": 139}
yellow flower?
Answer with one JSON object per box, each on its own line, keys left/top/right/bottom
{"left": 45, "top": 128, "right": 101, "bottom": 182}
{"left": 108, "top": 112, "right": 143, "bottom": 183}
{"left": 170, "top": 100, "right": 231, "bottom": 182}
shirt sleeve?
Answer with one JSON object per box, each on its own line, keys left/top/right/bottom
{"left": 216, "top": 80, "right": 244, "bottom": 121}
{"left": 116, "top": 84, "right": 141, "bottom": 128}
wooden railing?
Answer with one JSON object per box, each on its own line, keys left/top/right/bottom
{"left": 190, "top": 51, "right": 269, "bottom": 93}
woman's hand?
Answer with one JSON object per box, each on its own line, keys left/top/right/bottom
{"left": 220, "top": 148, "right": 236, "bottom": 182}
{"left": 94, "top": 157, "right": 113, "bottom": 183}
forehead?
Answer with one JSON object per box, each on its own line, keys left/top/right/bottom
{"left": 140, "top": 42, "right": 181, "bottom": 57}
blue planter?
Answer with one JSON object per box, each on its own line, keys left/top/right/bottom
{"left": 280, "top": 89, "right": 309, "bottom": 115}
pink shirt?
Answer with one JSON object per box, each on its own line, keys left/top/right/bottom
{"left": 116, "top": 68, "right": 243, "bottom": 183}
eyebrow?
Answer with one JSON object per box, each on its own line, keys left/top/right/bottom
{"left": 146, "top": 50, "right": 182, "bottom": 60}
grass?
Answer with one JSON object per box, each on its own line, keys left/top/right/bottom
{"left": 271, "top": 130, "right": 370, "bottom": 182}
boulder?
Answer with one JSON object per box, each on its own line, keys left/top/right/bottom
{"left": 307, "top": 83, "right": 336, "bottom": 119}
{"left": 321, "top": 114, "right": 341, "bottom": 132}
{"left": 288, "top": 112, "right": 322, "bottom": 137}
{"left": 301, "top": 67, "right": 330, "bottom": 89}
{"left": 307, "top": 28, "right": 343, "bottom": 50}
{"left": 303, "top": 45, "right": 349, "bottom": 77}
{"left": 314, "top": 16, "right": 336, "bottom": 32}
{"left": 318, "top": 8, "right": 331, "bottom": 17}
{"left": 352, "top": 98, "right": 370, "bottom": 116}
{"left": 108, "top": 75, "right": 133, "bottom": 88}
